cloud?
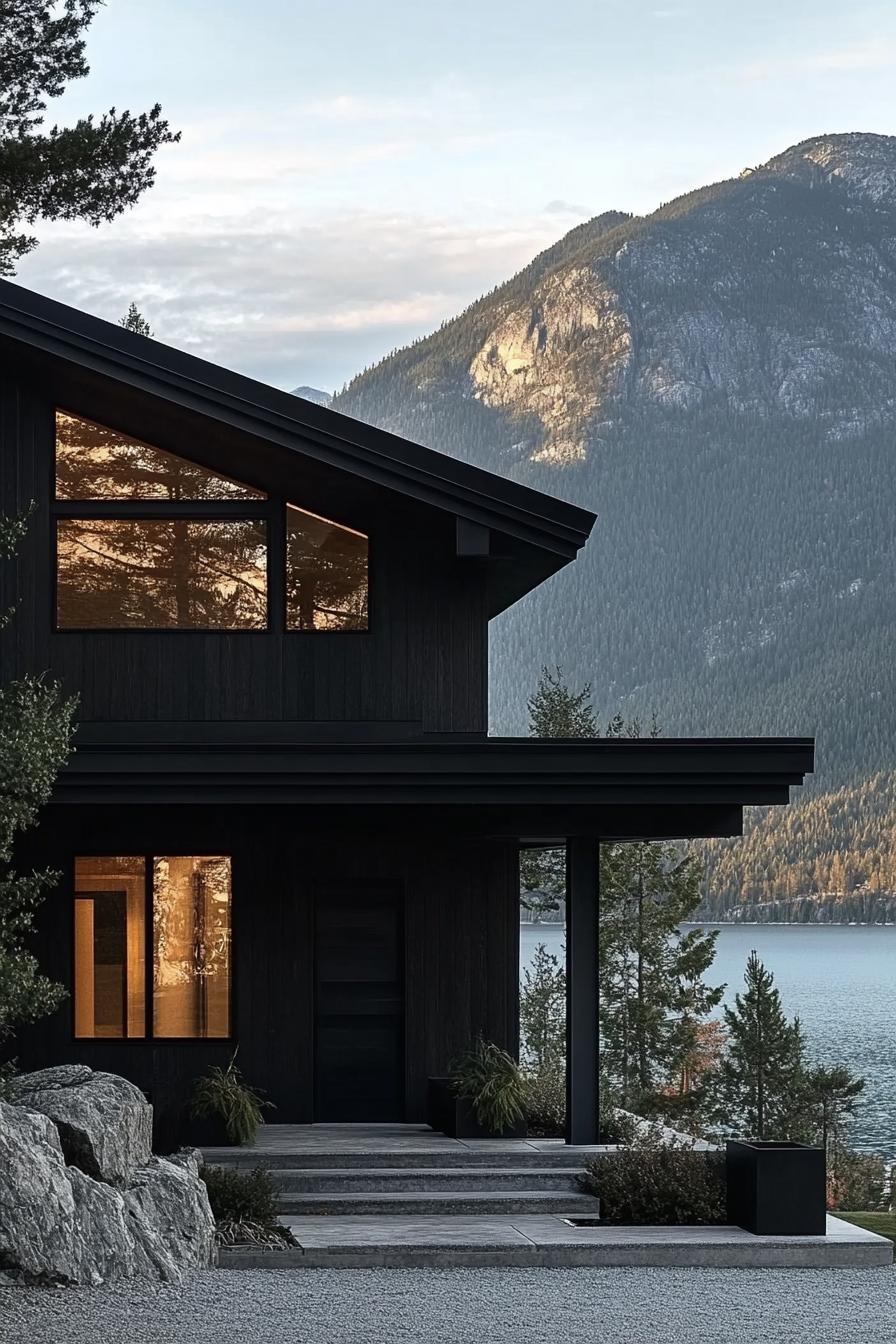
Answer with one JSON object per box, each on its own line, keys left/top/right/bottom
{"left": 543, "top": 199, "right": 590, "bottom": 216}
{"left": 15, "top": 206, "right": 561, "bottom": 391}
{"left": 737, "top": 38, "right": 896, "bottom": 83}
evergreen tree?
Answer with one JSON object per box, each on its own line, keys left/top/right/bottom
{"left": 719, "top": 951, "right": 804, "bottom": 1138}
{"left": 521, "top": 666, "right": 723, "bottom": 1118}
{"left": 527, "top": 665, "right": 597, "bottom": 738}
{"left": 519, "top": 941, "right": 566, "bottom": 1073}
{"left": 0, "top": 514, "right": 76, "bottom": 1038}
{"left": 807, "top": 1064, "right": 865, "bottom": 1151}
{"left": 520, "top": 666, "right": 597, "bottom": 915}
{"left": 119, "top": 302, "right": 152, "bottom": 337}
{"left": 1, "top": 2, "right": 179, "bottom": 274}
{"left": 600, "top": 840, "right": 722, "bottom": 1111}
{"left": 804, "top": 1063, "right": 866, "bottom": 1200}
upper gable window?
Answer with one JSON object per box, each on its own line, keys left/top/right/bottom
{"left": 52, "top": 410, "right": 369, "bottom": 633}
{"left": 57, "top": 518, "right": 268, "bottom": 629}
{"left": 286, "top": 504, "right": 368, "bottom": 630}
{"left": 55, "top": 411, "right": 265, "bottom": 501}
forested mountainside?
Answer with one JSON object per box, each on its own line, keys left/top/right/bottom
{"left": 699, "top": 773, "right": 896, "bottom": 922}
{"left": 332, "top": 132, "right": 896, "bottom": 917}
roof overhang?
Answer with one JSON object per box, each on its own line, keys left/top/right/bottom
{"left": 53, "top": 734, "right": 814, "bottom": 840}
{"left": 0, "top": 280, "right": 596, "bottom": 614}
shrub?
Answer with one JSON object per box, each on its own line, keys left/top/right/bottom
{"left": 522, "top": 1067, "right": 565, "bottom": 1137}
{"left": 200, "top": 1164, "right": 295, "bottom": 1247}
{"left": 190, "top": 1051, "right": 273, "bottom": 1145}
{"left": 201, "top": 1165, "right": 279, "bottom": 1225}
{"left": 450, "top": 1036, "right": 525, "bottom": 1133}
{"left": 829, "top": 1147, "right": 889, "bottom": 1212}
{"left": 583, "top": 1135, "right": 726, "bottom": 1225}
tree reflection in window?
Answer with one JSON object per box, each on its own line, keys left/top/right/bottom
{"left": 55, "top": 411, "right": 265, "bottom": 501}
{"left": 153, "top": 856, "right": 231, "bottom": 1039}
{"left": 56, "top": 519, "right": 267, "bottom": 629}
{"left": 285, "top": 503, "right": 368, "bottom": 630}
{"left": 73, "top": 855, "right": 231, "bottom": 1039}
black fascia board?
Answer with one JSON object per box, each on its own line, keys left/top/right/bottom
{"left": 0, "top": 279, "right": 595, "bottom": 561}
{"left": 56, "top": 735, "right": 815, "bottom": 807}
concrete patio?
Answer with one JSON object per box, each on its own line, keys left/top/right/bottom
{"left": 203, "top": 1125, "right": 893, "bottom": 1270}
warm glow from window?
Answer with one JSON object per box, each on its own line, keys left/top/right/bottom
{"left": 55, "top": 411, "right": 265, "bottom": 501}
{"left": 73, "top": 856, "right": 231, "bottom": 1040}
{"left": 152, "top": 856, "right": 231, "bottom": 1039}
{"left": 285, "top": 503, "right": 368, "bottom": 630}
{"left": 74, "top": 858, "right": 146, "bottom": 1039}
{"left": 56, "top": 519, "right": 267, "bottom": 629}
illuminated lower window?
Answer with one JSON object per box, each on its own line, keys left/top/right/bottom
{"left": 74, "top": 855, "right": 231, "bottom": 1039}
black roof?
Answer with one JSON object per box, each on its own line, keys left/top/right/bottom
{"left": 0, "top": 279, "right": 595, "bottom": 612}
{"left": 57, "top": 732, "right": 815, "bottom": 838}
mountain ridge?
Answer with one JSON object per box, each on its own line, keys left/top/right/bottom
{"left": 329, "top": 132, "right": 896, "bottom": 914}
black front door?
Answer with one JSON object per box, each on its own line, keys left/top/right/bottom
{"left": 313, "top": 885, "right": 404, "bottom": 1120}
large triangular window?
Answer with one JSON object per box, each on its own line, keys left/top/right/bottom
{"left": 52, "top": 410, "right": 369, "bottom": 633}
{"left": 55, "top": 410, "right": 264, "bottom": 501}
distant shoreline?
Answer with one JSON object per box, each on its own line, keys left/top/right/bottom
{"left": 682, "top": 920, "right": 896, "bottom": 928}
{"left": 521, "top": 920, "right": 896, "bottom": 929}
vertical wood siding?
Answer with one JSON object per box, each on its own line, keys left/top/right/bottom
{"left": 0, "top": 371, "right": 489, "bottom": 733}
{"left": 15, "top": 807, "right": 520, "bottom": 1145}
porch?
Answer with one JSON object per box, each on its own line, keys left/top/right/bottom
{"left": 203, "top": 1124, "right": 892, "bottom": 1269}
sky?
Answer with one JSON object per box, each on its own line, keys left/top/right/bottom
{"left": 13, "top": 0, "right": 896, "bottom": 391}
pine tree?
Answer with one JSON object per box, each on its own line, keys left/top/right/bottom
{"left": 0, "top": 514, "right": 76, "bottom": 1038}
{"left": 0, "top": 3, "right": 179, "bottom": 275}
{"left": 119, "top": 303, "right": 153, "bottom": 337}
{"left": 522, "top": 666, "right": 722, "bottom": 1118}
{"left": 520, "top": 666, "right": 597, "bottom": 915}
{"left": 719, "top": 951, "right": 803, "bottom": 1138}
{"left": 527, "top": 666, "right": 597, "bottom": 738}
{"left": 519, "top": 941, "right": 566, "bottom": 1073}
{"left": 599, "top": 840, "right": 722, "bottom": 1111}
{"left": 805, "top": 1063, "right": 866, "bottom": 1200}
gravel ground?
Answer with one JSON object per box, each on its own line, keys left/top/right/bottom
{"left": 1, "top": 1267, "right": 895, "bottom": 1344}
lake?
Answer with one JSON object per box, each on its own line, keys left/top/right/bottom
{"left": 520, "top": 922, "right": 896, "bottom": 1155}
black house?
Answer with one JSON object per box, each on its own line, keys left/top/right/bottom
{"left": 0, "top": 280, "right": 813, "bottom": 1145}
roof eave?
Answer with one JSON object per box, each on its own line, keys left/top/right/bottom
{"left": 0, "top": 280, "right": 596, "bottom": 562}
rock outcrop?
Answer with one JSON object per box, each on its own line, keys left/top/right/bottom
{"left": 0, "top": 1069, "right": 215, "bottom": 1287}
{"left": 9, "top": 1065, "right": 152, "bottom": 1185}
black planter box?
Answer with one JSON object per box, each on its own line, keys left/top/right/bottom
{"left": 427, "top": 1077, "right": 527, "bottom": 1139}
{"left": 726, "top": 1140, "right": 826, "bottom": 1235}
{"left": 179, "top": 1111, "right": 233, "bottom": 1150}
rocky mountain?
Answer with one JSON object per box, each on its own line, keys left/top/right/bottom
{"left": 291, "top": 385, "right": 332, "bottom": 407}
{"left": 331, "top": 133, "right": 896, "bottom": 915}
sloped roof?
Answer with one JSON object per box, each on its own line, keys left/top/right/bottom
{"left": 0, "top": 279, "right": 595, "bottom": 578}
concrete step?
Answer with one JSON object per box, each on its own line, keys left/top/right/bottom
{"left": 276, "top": 1190, "right": 601, "bottom": 1217}
{"left": 268, "top": 1166, "right": 585, "bottom": 1193}
{"left": 203, "top": 1146, "right": 594, "bottom": 1170}
{"left": 220, "top": 1213, "right": 895, "bottom": 1271}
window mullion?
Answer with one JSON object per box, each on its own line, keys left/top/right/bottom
{"left": 145, "top": 856, "right": 154, "bottom": 1041}
{"left": 52, "top": 500, "right": 266, "bottom": 520}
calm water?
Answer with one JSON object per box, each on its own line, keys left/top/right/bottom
{"left": 520, "top": 922, "right": 896, "bottom": 1155}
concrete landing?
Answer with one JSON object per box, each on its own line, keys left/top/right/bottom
{"left": 219, "top": 1214, "right": 893, "bottom": 1270}
{"left": 203, "top": 1123, "right": 611, "bottom": 1168}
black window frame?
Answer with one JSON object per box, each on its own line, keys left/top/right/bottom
{"left": 71, "top": 853, "right": 236, "bottom": 1045}
{"left": 51, "top": 408, "right": 370, "bottom": 635}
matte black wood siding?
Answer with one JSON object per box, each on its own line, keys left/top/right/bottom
{"left": 15, "top": 806, "right": 520, "bottom": 1146}
{"left": 0, "top": 370, "right": 489, "bottom": 733}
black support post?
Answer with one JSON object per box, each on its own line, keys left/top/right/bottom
{"left": 565, "top": 835, "right": 599, "bottom": 1145}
